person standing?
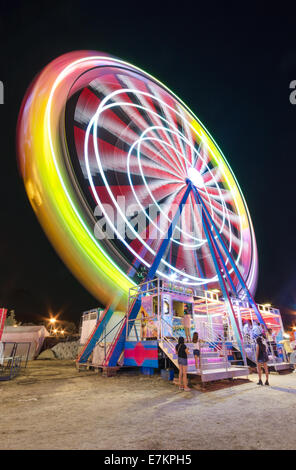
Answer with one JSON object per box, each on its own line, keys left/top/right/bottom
{"left": 243, "top": 321, "right": 251, "bottom": 343}
{"left": 223, "top": 315, "right": 229, "bottom": 341}
{"left": 192, "top": 331, "right": 200, "bottom": 370}
{"left": 175, "top": 336, "right": 190, "bottom": 391}
{"left": 252, "top": 322, "right": 262, "bottom": 340}
{"left": 290, "top": 345, "right": 296, "bottom": 373}
{"left": 266, "top": 328, "right": 275, "bottom": 356}
{"left": 279, "top": 338, "right": 293, "bottom": 362}
{"left": 256, "top": 336, "right": 269, "bottom": 386}
{"left": 183, "top": 310, "right": 192, "bottom": 343}
{"left": 140, "top": 310, "right": 148, "bottom": 340}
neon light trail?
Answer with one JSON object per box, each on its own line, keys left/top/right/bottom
{"left": 17, "top": 51, "right": 258, "bottom": 310}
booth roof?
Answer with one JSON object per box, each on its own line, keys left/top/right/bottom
{"left": 3, "top": 325, "right": 50, "bottom": 335}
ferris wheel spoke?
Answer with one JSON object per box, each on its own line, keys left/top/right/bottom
{"left": 92, "top": 76, "right": 185, "bottom": 178}
{"left": 203, "top": 165, "right": 223, "bottom": 185}
{"left": 176, "top": 235, "right": 197, "bottom": 277}
{"left": 92, "top": 131, "right": 183, "bottom": 182}
{"left": 79, "top": 92, "right": 176, "bottom": 175}
{"left": 178, "top": 107, "right": 196, "bottom": 167}
{"left": 216, "top": 224, "right": 241, "bottom": 257}
{"left": 74, "top": 88, "right": 101, "bottom": 127}
{"left": 149, "top": 185, "right": 204, "bottom": 248}
{"left": 205, "top": 198, "right": 240, "bottom": 228}
{"left": 116, "top": 74, "right": 186, "bottom": 175}
{"left": 145, "top": 84, "right": 188, "bottom": 175}
{"left": 201, "top": 185, "right": 233, "bottom": 204}
{"left": 195, "top": 141, "right": 211, "bottom": 174}
{"left": 199, "top": 187, "right": 234, "bottom": 221}
{"left": 129, "top": 181, "right": 185, "bottom": 216}
{"left": 152, "top": 185, "right": 190, "bottom": 240}
{"left": 136, "top": 134, "right": 188, "bottom": 179}
{"left": 178, "top": 194, "right": 201, "bottom": 246}
{"left": 118, "top": 184, "right": 188, "bottom": 249}
{"left": 188, "top": 192, "right": 206, "bottom": 242}
{"left": 164, "top": 104, "right": 189, "bottom": 173}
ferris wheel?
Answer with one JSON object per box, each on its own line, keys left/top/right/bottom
{"left": 17, "top": 51, "right": 258, "bottom": 309}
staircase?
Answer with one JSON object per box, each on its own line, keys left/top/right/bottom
{"left": 159, "top": 339, "right": 249, "bottom": 382}
{"left": 234, "top": 336, "right": 293, "bottom": 373}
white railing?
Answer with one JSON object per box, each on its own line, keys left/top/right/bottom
{"left": 199, "top": 321, "right": 223, "bottom": 353}
{"left": 234, "top": 333, "right": 282, "bottom": 372}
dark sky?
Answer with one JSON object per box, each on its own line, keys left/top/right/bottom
{"left": 0, "top": 2, "right": 296, "bottom": 327}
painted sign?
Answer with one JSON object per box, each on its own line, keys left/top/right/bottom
{"left": 0, "top": 308, "right": 7, "bottom": 341}
{"left": 124, "top": 341, "right": 158, "bottom": 368}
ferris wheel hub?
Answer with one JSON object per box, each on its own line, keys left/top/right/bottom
{"left": 187, "top": 167, "right": 204, "bottom": 189}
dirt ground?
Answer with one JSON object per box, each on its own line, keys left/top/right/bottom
{"left": 0, "top": 360, "right": 295, "bottom": 450}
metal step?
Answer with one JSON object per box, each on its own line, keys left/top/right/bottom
{"left": 200, "top": 356, "right": 224, "bottom": 363}
{"left": 196, "top": 366, "right": 250, "bottom": 382}
{"left": 200, "top": 362, "right": 231, "bottom": 370}
{"left": 268, "top": 362, "right": 294, "bottom": 371}
{"left": 159, "top": 341, "right": 249, "bottom": 381}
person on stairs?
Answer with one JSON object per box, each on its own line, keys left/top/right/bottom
{"left": 175, "top": 336, "right": 191, "bottom": 391}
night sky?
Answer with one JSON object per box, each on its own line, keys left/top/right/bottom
{"left": 0, "top": 3, "right": 296, "bottom": 327}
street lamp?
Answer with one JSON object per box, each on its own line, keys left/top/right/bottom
{"left": 48, "top": 317, "right": 57, "bottom": 335}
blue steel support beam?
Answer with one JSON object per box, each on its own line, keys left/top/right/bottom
{"left": 191, "top": 185, "right": 237, "bottom": 295}
{"left": 106, "top": 184, "right": 192, "bottom": 367}
{"left": 191, "top": 184, "right": 246, "bottom": 360}
{"left": 107, "top": 297, "right": 141, "bottom": 367}
{"left": 146, "top": 183, "right": 192, "bottom": 282}
{"left": 192, "top": 184, "right": 266, "bottom": 328}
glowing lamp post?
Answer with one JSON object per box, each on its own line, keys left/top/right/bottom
{"left": 48, "top": 318, "right": 57, "bottom": 335}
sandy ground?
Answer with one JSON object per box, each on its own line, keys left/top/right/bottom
{"left": 0, "top": 360, "right": 295, "bottom": 450}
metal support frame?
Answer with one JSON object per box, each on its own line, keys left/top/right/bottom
{"left": 77, "top": 301, "right": 117, "bottom": 364}
{"left": 146, "top": 183, "right": 192, "bottom": 282}
{"left": 191, "top": 183, "right": 266, "bottom": 328}
{"left": 102, "top": 178, "right": 263, "bottom": 369}
{"left": 105, "top": 184, "right": 192, "bottom": 367}
{"left": 190, "top": 183, "right": 246, "bottom": 361}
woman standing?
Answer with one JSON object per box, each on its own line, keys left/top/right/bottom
{"left": 256, "top": 336, "right": 269, "bottom": 386}
{"left": 176, "top": 336, "right": 191, "bottom": 391}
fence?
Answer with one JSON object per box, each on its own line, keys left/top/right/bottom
{"left": 0, "top": 342, "right": 31, "bottom": 381}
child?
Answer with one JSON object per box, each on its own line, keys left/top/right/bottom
{"left": 192, "top": 331, "right": 200, "bottom": 370}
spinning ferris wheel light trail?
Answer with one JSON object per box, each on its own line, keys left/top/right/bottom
{"left": 17, "top": 51, "right": 259, "bottom": 319}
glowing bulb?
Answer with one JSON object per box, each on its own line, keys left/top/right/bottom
{"left": 187, "top": 167, "right": 204, "bottom": 189}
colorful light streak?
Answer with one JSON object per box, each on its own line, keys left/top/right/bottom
{"left": 17, "top": 51, "right": 258, "bottom": 309}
